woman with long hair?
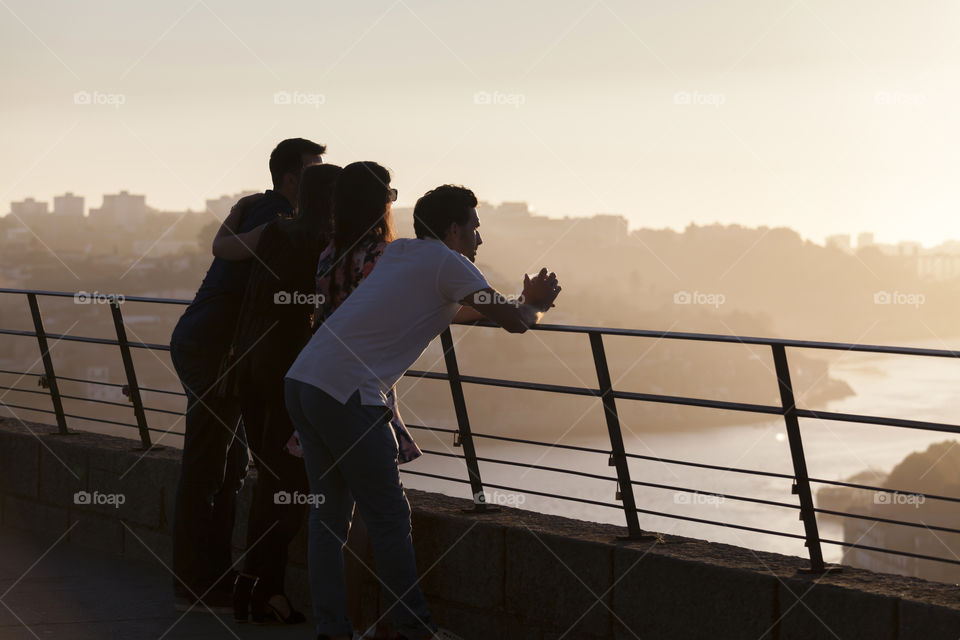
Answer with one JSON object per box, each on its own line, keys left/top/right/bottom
{"left": 216, "top": 162, "right": 343, "bottom": 624}
{"left": 302, "top": 161, "right": 422, "bottom": 639}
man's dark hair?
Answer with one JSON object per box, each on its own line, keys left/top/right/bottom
{"left": 413, "top": 185, "right": 478, "bottom": 240}
{"left": 269, "top": 138, "right": 326, "bottom": 189}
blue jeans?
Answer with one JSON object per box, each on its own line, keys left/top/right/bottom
{"left": 284, "top": 378, "right": 436, "bottom": 639}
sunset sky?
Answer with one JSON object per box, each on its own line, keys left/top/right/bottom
{"left": 3, "top": 0, "right": 959, "bottom": 245}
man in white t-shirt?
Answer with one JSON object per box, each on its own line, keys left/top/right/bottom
{"left": 285, "top": 184, "right": 561, "bottom": 640}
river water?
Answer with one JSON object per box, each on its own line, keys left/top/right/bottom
{"left": 400, "top": 339, "right": 960, "bottom": 563}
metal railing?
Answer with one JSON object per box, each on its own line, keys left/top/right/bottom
{"left": 2, "top": 286, "right": 960, "bottom": 574}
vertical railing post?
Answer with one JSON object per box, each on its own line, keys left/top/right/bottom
{"left": 589, "top": 331, "right": 648, "bottom": 540}
{"left": 771, "top": 343, "right": 826, "bottom": 572}
{"left": 439, "top": 328, "right": 494, "bottom": 512}
{"left": 109, "top": 298, "right": 152, "bottom": 450}
{"left": 26, "top": 293, "right": 68, "bottom": 435}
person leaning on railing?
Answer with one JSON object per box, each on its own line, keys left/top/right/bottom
{"left": 167, "top": 137, "right": 325, "bottom": 614}
{"left": 212, "top": 163, "right": 343, "bottom": 625}
{"left": 305, "top": 161, "right": 417, "bottom": 640}
{"left": 284, "top": 183, "right": 561, "bottom": 640}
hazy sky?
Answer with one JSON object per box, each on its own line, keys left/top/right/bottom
{"left": 2, "top": 0, "right": 960, "bottom": 245}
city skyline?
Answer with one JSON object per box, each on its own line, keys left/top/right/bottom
{"left": 4, "top": 187, "right": 959, "bottom": 251}
{"left": 3, "top": 1, "right": 960, "bottom": 247}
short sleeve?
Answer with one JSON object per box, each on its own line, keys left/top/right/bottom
{"left": 240, "top": 201, "right": 278, "bottom": 231}
{"left": 436, "top": 250, "right": 490, "bottom": 303}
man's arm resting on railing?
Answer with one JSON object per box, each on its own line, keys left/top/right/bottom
{"left": 211, "top": 193, "right": 266, "bottom": 261}
{"left": 454, "top": 268, "right": 561, "bottom": 334}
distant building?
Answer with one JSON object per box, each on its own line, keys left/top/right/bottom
{"left": 826, "top": 234, "right": 852, "bottom": 252}
{"left": 495, "top": 201, "right": 531, "bottom": 217}
{"left": 898, "top": 241, "right": 921, "bottom": 258}
{"left": 89, "top": 191, "right": 148, "bottom": 231}
{"left": 205, "top": 191, "right": 258, "bottom": 219}
{"left": 53, "top": 192, "right": 84, "bottom": 217}
{"left": 857, "top": 232, "right": 875, "bottom": 249}
{"left": 917, "top": 253, "right": 960, "bottom": 280}
{"left": 10, "top": 197, "right": 48, "bottom": 216}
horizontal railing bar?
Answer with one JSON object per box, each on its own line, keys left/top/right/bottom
{"left": 0, "top": 329, "right": 171, "bottom": 352}
{"left": 2, "top": 403, "right": 176, "bottom": 436}
{"left": 471, "top": 431, "right": 611, "bottom": 455}
{"left": 138, "top": 386, "right": 185, "bottom": 396}
{"left": 416, "top": 448, "right": 465, "bottom": 459}
{"left": 405, "top": 369, "right": 596, "bottom": 397}
{"left": 482, "top": 481, "right": 624, "bottom": 510}
{"left": 143, "top": 406, "right": 185, "bottom": 416}
{"left": 59, "top": 394, "right": 132, "bottom": 408}
{"left": 814, "top": 508, "right": 960, "bottom": 535}
{"left": 1, "top": 402, "right": 56, "bottom": 415}
{"left": 0, "top": 330, "right": 115, "bottom": 346}
{"left": 52, "top": 378, "right": 184, "bottom": 398}
{"left": 625, "top": 451, "right": 796, "bottom": 479}
{"left": 399, "top": 470, "right": 471, "bottom": 484}
{"left": 530, "top": 324, "right": 960, "bottom": 359}
{"left": 632, "top": 480, "right": 799, "bottom": 510}
{"left": 0, "top": 329, "right": 39, "bottom": 339}
{"left": 55, "top": 375, "right": 125, "bottom": 388}
{"left": 795, "top": 408, "right": 960, "bottom": 434}
{"left": 0, "top": 385, "right": 49, "bottom": 396}
{"left": 475, "top": 456, "right": 617, "bottom": 483}
{"left": 809, "top": 477, "right": 960, "bottom": 504}
{"left": 0, "top": 288, "right": 191, "bottom": 305}
{"left": 407, "top": 423, "right": 616, "bottom": 456}
{"left": 613, "top": 390, "right": 782, "bottom": 415}
{"left": 0, "top": 369, "right": 42, "bottom": 377}
{"left": 404, "top": 423, "right": 459, "bottom": 435}
{"left": 821, "top": 538, "right": 960, "bottom": 566}
{"left": 632, "top": 506, "right": 807, "bottom": 540}
{"left": 63, "top": 412, "right": 140, "bottom": 429}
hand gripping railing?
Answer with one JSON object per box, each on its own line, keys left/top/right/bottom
{"left": 3, "top": 287, "right": 960, "bottom": 574}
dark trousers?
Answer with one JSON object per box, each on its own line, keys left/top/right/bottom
{"left": 241, "top": 375, "right": 308, "bottom": 598}
{"left": 170, "top": 341, "right": 256, "bottom": 595}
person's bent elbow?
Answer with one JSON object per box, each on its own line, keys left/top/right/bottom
{"left": 503, "top": 319, "right": 530, "bottom": 334}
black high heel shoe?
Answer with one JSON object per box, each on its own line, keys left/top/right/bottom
{"left": 232, "top": 573, "right": 259, "bottom": 623}
{"left": 250, "top": 592, "right": 306, "bottom": 625}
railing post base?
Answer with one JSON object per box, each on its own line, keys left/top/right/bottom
{"left": 616, "top": 531, "right": 663, "bottom": 542}
{"left": 797, "top": 565, "right": 843, "bottom": 575}
{"left": 462, "top": 504, "right": 501, "bottom": 515}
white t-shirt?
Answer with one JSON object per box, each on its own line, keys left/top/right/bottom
{"left": 285, "top": 237, "right": 490, "bottom": 406}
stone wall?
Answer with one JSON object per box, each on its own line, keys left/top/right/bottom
{"left": 2, "top": 417, "right": 959, "bottom": 639}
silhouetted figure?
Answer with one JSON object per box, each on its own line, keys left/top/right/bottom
{"left": 285, "top": 184, "right": 561, "bottom": 640}
{"left": 168, "top": 137, "right": 325, "bottom": 612}
{"left": 311, "top": 162, "right": 419, "bottom": 638}
{"left": 214, "top": 163, "right": 343, "bottom": 624}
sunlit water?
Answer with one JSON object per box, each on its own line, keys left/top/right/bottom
{"left": 401, "top": 340, "right": 960, "bottom": 563}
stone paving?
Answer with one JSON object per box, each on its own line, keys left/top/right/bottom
{"left": 0, "top": 525, "right": 313, "bottom": 640}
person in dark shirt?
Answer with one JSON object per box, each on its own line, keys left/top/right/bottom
{"left": 168, "top": 137, "right": 325, "bottom": 613}
{"left": 222, "top": 163, "right": 343, "bottom": 625}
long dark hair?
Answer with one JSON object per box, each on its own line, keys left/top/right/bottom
{"left": 278, "top": 163, "right": 341, "bottom": 251}
{"left": 327, "top": 161, "right": 396, "bottom": 303}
